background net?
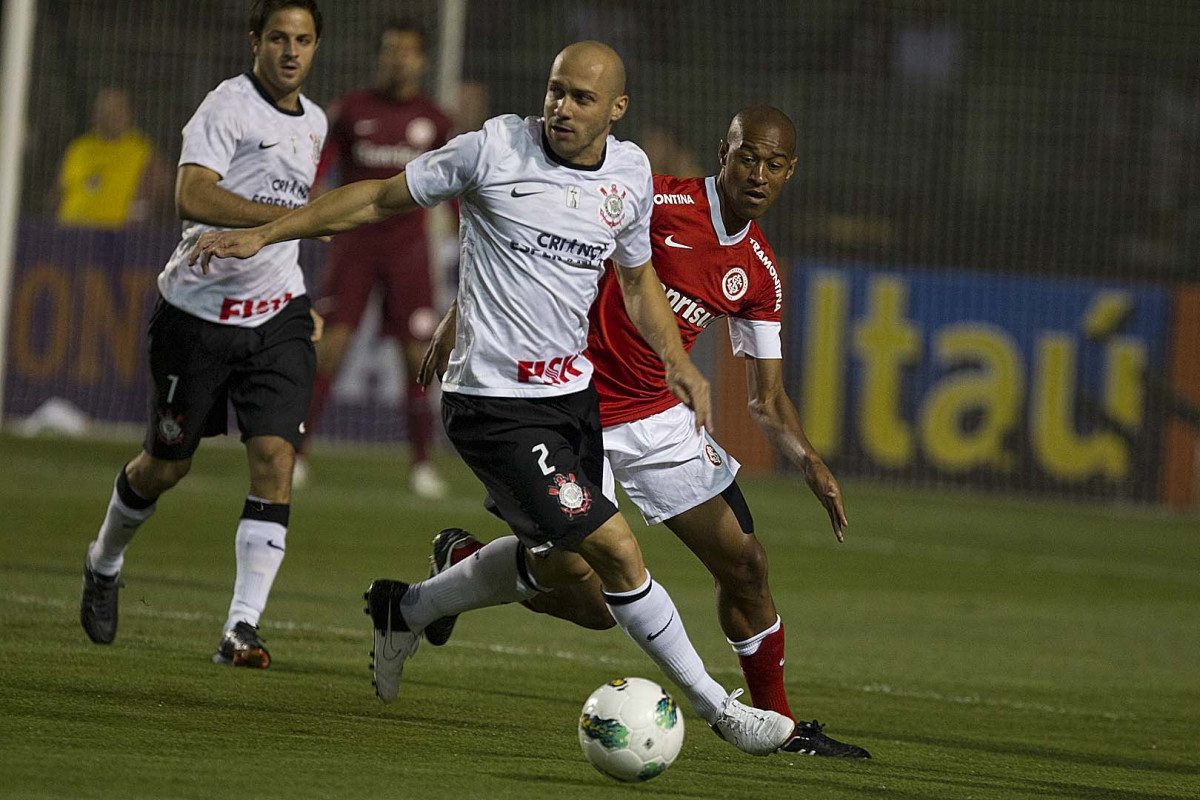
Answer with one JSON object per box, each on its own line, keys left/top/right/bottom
{"left": 5, "top": 0, "right": 1199, "bottom": 504}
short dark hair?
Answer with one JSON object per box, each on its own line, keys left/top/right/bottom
{"left": 383, "top": 18, "right": 425, "bottom": 49}
{"left": 250, "top": 0, "right": 323, "bottom": 39}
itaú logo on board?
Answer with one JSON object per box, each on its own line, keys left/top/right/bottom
{"left": 798, "top": 270, "right": 1154, "bottom": 487}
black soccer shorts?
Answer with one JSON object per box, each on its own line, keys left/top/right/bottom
{"left": 142, "top": 295, "right": 315, "bottom": 460}
{"left": 442, "top": 384, "right": 620, "bottom": 554}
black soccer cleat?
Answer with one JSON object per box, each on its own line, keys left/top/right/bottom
{"left": 80, "top": 557, "right": 123, "bottom": 644}
{"left": 423, "top": 528, "right": 481, "bottom": 646}
{"left": 778, "top": 720, "right": 871, "bottom": 758}
{"left": 213, "top": 621, "right": 271, "bottom": 669}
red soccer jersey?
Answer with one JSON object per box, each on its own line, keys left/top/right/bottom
{"left": 589, "top": 175, "right": 785, "bottom": 427}
{"left": 316, "top": 89, "right": 452, "bottom": 242}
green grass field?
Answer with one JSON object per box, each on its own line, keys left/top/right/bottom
{"left": 1, "top": 434, "right": 1197, "bottom": 799}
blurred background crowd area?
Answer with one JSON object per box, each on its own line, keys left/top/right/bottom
{"left": 7, "top": 0, "right": 1199, "bottom": 508}
{"left": 24, "top": 0, "right": 1200, "bottom": 278}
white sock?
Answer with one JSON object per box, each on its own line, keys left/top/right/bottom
{"left": 604, "top": 573, "right": 729, "bottom": 724}
{"left": 88, "top": 477, "right": 156, "bottom": 576}
{"left": 400, "top": 536, "right": 540, "bottom": 632}
{"left": 225, "top": 497, "right": 287, "bottom": 631}
{"left": 728, "top": 615, "right": 782, "bottom": 656}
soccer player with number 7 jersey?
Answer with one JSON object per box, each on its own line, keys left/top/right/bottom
{"left": 79, "top": 0, "right": 328, "bottom": 670}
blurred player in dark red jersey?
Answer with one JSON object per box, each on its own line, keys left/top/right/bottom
{"left": 298, "top": 19, "right": 453, "bottom": 497}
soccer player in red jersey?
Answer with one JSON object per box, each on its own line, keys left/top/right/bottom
{"left": 298, "top": 19, "right": 453, "bottom": 497}
{"left": 421, "top": 106, "right": 870, "bottom": 758}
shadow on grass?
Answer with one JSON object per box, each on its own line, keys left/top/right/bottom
{"left": 488, "top": 771, "right": 716, "bottom": 798}
{"left": 869, "top": 730, "right": 1200, "bottom": 777}
{"left": 687, "top": 757, "right": 1187, "bottom": 800}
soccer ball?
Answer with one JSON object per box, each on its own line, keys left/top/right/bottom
{"left": 577, "top": 677, "right": 685, "bottom": 782}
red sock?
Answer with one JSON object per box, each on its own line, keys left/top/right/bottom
{"left": 735, "top": 621, "right": 794, "bottom": 720}
{"left": 406, "top": 379, "right": 433, "bottom": 464}
{"left": 301, "top": 373, "right": 334, "bottom": 456}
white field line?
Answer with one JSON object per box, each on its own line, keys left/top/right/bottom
{"left": 3, "top": 590, "right": 1128, "bottom": 721}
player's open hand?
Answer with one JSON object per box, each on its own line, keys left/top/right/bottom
{"left": 803, "top": 457, "right": 848, "bottom": 542}
{"left": 417, "top": 311, "right": 456, "bottom": 388}
{"left": 665, "top": 359, "right": 712, "bottom": 433}
{"left": 188, "top": 229, "right": 268, "bottom": 274}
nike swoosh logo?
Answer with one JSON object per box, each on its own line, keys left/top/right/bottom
{"left": 647, "top": 611, "right": 674, "bottom": 641}
{"left": 510, "top": 187, "right": 545, "bottom": 198}
{"left": 664, "top": 234, "right": 692, "bottom": 249}
{"left": 382, "top": 604, "right": 405, "bottom": 659}
{"left": 258, "top": 141, "right": 279, "bottom": 149}
{"left": 267, "top": 540, "right": 285, "bottom": 552}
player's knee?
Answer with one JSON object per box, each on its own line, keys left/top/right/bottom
{"left": 716, "top": 537, "right": 770, "bottom": 596}
{"left": 590, "top": 525, "right": 643, "bottom": 570}
{"left": 580, "top": 535, "right": 649, "bottom": 595}
{"left": 248, "top": 438, "right": 295, "bottom": 478}
{"left": 129, "top": 454, "right": 190, "bottom": 496}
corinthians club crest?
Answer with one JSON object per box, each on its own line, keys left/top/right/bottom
{"left": 598, "top": 183, "right": 626, "bottom": 228}
{"left": 156, "top": 409, "right": 185, "bottom": 445}
{"left": 548, "top": 472, "right": 592, "bottom": 518}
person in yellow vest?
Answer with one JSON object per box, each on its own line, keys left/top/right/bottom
{"left": 56, "top": 87, "right": 169, "bottom": 228}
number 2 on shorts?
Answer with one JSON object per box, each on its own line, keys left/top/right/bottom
{"left": 531, "top": 443, "right": 556, "bottom": 476}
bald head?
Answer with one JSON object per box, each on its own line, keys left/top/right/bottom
{"left": 716, "top": 105, "right": 798, "bottom": 226}
{"left": 553, "top": 40, "right": 627, "bottom": 103}
{"left": 727, "top": 106, "right": 796, "bottom": 157}
{"left": 543, "top": 40, "right": 630, "bottom": 165}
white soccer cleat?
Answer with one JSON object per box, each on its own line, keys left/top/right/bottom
{"left": 292, "top": 455, "right": 311, "bottom": 489}
{"left": 410, "top": 461, "right": 448, "bottom": 499}
{"left": 710, "top": 689, "right": 795, "bottom": 756}
{"left": 364, "top": 579, "right": 420, "bottom": 703}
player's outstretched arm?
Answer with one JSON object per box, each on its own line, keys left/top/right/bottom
{"left": 188, "top": 172, "right": 419, "bottom": 273}
{"left": 417, "top": 300, "right": 457, "bottom": 389}
{"left": 613, "top": 260, "right": 712, "bottom": 432}
{"left": 746, "top": 356, "right": 848, "bottom": 541}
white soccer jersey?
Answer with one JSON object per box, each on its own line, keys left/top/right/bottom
{"left": 158, "top": 73, "right": 328, "bottom": 326}
{"left": 405, "top": 114, "right": 653, "bottom": 398}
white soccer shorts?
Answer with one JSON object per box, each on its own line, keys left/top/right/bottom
{"left": 601, "top": 403, "right": 741, "bottom": 526}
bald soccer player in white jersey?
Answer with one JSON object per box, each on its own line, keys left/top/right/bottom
{"left": 193, "top": 41, "right": 795, "bottom": 756}
{"left": 79, "top": 0, "right": 327, "bottom": 669}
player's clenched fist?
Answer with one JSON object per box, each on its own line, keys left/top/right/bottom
{"left": 188, "top": 229, "right": 268, "bottom": 274}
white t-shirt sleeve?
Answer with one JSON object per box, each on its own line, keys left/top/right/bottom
{"left": 728, "top": 319, "right": 783, "bottom": 359}
{"left": 610, "top": 161, "right": 654, "bottom": 268}
{"left": 405, "top": 126, "right": 489, "bottom": 208}
{"left": 178, "top": 93, "right": 241, "bottom": 177}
